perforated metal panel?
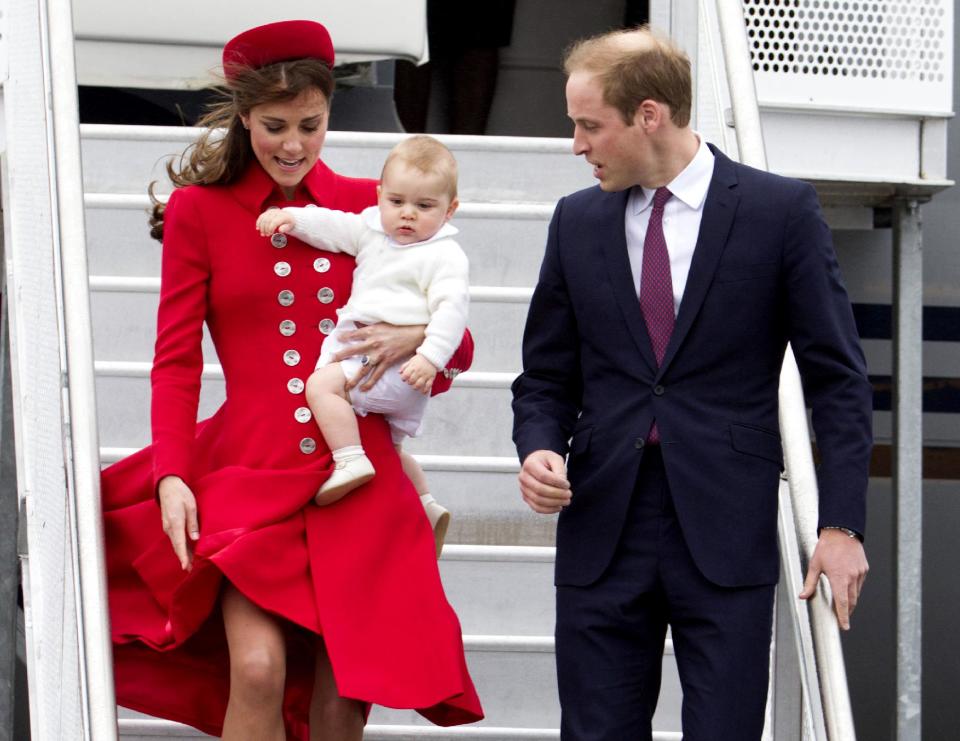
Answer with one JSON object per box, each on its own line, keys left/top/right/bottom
{"left": 743, "top": 0, "right": 953, "bottom": 113}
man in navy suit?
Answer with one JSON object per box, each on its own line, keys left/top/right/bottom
{"left": 511, "top": 28, "right": 872, "bottom": 740}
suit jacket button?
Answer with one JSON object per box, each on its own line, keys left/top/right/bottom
{"left": 653, "top": 384, "right": 665, "bottom": 396}
{"left": 635, "top": 438, "right": 645, "bottom": 450}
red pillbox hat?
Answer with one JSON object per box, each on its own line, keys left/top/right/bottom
{"left": 223, "top": 20, "right": 334, "bottom": 79}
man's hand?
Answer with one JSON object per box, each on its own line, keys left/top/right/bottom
{"left": 519, "top": 450, "right": 572, "bottom": 514}
{"left": 799, "top": 528, "right": 869, "bottom": 630}
{"left": 256, "top": 209, "right": 295, "bottom": 237}
{"left": 400, "top": 354, "right": 438, "bottom": 394}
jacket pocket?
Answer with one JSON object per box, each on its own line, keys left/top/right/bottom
{"left": 729, "top": 422, "right": 783, "bottom": 466}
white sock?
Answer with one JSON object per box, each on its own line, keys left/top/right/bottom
{"left": 420, "top": 493, "right": 436, "bottom": 506}
{"left": 332, "top": 445, "right": 365, "bottom": 462}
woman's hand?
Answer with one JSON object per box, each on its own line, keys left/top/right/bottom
{"left": 158, "top": 475, "right": 200, "bottom": 571}
{"left": 333, "top": 323, "right": 426, "bottom": 391}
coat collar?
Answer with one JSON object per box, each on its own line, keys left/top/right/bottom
{"left": 228, "top": 158, "right": 339, "bottom": 212}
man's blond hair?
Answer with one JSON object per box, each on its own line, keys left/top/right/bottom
{"left": 564, "top": 27, "right": 692, "bottom": 128}
{"left": 381, "top": 135, "right": 459, "bottom": 199}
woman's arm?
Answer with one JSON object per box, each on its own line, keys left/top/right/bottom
{"left": 334, "top": 323, "right": 474, "bottom": 394}
{"left": 151, "top": 188, "right": 210, "bottom": 485}
{"left": 150, "top": 187, "right": 210, "bottom": 567}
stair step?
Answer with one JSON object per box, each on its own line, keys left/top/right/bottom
{"left": 84, "top": 195, "right": 551, "bottom": 288}
{"left": 80, "top": 125, "right": 595, "bottom": 204}
{"left": 117, "top": 718, "right": 683, "bottom": 740}
{"left": 88, "top": 290, "right": 528, "bottom": 373}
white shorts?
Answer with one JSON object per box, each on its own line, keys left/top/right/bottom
{"left": 316, "top": 320, "right": 429, "bottom": 444}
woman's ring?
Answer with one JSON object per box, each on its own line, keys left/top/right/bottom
{"left": 361, "top": 355, "right": 378, "bottom": 367}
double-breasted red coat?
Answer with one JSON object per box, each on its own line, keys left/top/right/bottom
{"left": 100, "top": 158, "right": 483, "bottom": 738}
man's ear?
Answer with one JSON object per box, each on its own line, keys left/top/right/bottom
{"left": 635, "top": 99, "right": 665, "bottom": 131}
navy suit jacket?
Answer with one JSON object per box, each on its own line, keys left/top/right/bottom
{"left": 512, "top": 147, "right": 873, "bottom": 589}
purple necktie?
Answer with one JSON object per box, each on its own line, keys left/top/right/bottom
{"left": 640, "top": 187, "right": 674, "bottom": 443}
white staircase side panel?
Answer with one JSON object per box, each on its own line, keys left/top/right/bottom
{"left": 2, "top": 1, "right": 86, "bottom": 738}
{"left": 761, "top": 110, "right": 922, "bottom": 183}
{"left": 745, "top": 0, "right": 953, "bottom": 115}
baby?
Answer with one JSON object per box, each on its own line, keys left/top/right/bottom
{"left": 256, "top": 135, "right": 468, "bottom": 554}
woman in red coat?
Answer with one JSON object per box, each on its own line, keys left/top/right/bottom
{"left": 100, "top": 20, "right": 482, "bottom": 740}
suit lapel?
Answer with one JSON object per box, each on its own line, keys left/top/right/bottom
{"left": 657, "top": 149, "right": 740, "bottom": 377}
{"left": 598, "top": 190, "right": 658, "bottom": 372}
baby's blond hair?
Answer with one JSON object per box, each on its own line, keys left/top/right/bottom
{"left": 381, "top": 135, "right": 458, "bottom": 199}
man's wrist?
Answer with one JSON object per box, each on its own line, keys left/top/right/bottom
{"left": 821, "top": 525, "right": 863, "bottom": 542}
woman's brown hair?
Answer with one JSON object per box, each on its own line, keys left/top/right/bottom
{"left": 148, "top": 58, "right": 334, "bottom": 241}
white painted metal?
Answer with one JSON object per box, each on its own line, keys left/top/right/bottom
{"left": 116, "top": 718, "right": 685, "bottom": 740}
{"left": 43, "top": 1, "right": 117, "bottom": 737}
{"left": 72, "top": 0, "right": 428, "bottom": 88}
{"left": 99, "top": 446, "right": 520, "bottom": 473}
{"left": 744, "top": 0, "right": 953, "bottom": 115}
{"left": 777, "top": 482, "right": 828, "bottom": 741}
{"left": 892, "top": 199, "right": 923, "bottom": 741}
{"left": 87, "top": 274, "right": 535, "bottom": 304}
{"left": 2, "top": 0, "right": 87, "bottom": 737}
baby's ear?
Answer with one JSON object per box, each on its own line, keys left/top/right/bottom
{"left": 445, "top": 197, "right": 460, "bottom": 221}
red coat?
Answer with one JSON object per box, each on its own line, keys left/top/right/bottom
{"left": 101, "top": 159, "right": 483, "bottom": 738}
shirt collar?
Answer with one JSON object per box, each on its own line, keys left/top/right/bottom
{"left": 630, "top": 133, "right": 715, "bottom": 214}
{"left": 229, "top": 157, "right": 339, "bottom": 212}
{"left": 360, "top": 206, "right": 459, "bottom": 246}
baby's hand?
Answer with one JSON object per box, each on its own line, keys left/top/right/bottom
{"left": 256, "top": 209, "right": 295, "bottom": 237}
{"left": 400, "top": 354, "right": 438, "bottom": 395}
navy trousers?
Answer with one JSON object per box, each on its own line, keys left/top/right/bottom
{"left": 556, "top": 447, "right": 776, "bottom": 740}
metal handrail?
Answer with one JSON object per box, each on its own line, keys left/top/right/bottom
{"left": 41, "top": 0, "right": 117, "bottom": 738}
{"left": 714, "top": 1, "right": 857, "bottom": 739}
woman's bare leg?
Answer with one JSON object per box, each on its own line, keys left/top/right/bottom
{"left": 309, "top": 639, "right": 364, "bottom": 741}
{"left": 221, "top": 584, "right": 287, "bottom": 741}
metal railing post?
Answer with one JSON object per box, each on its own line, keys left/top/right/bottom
{"left": 0, "top": 246, "right": 20, "bottom": 741}
{"left": 892, "top": 197, "right": 923, "bottom": 741}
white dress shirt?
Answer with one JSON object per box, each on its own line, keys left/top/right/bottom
{"left": 624, "top": 134, "right": 715, "bottom": 316}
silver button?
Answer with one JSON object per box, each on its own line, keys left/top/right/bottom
{"left": 274, "top": 261, "right": 291, "bottom": 277}
{"left": 283, "top": 349, "right": 301, "bottom": 366}
{"left": 271, "top": 233, "right": 288, "bottom": 248}
{"left": 317, "top": 287, "right": 335, "bottom": 304}
{"left": 278, "top": 290, "right": 294, "bottom": 307}
{"left": 287, "top": 378, "right": 305, "bottom": 394}
{"left": 319, "top": 318, "right": 336, "bottom": 335}
{"left": 313, "top": 257, "right": 331, "bottom": 273}
{"left": 279, "top": 319, "right": 296, "bottom": 337}
{"left": 299, "top": 437, "right": 317, "bottom": 454}
{"left": 294, "top": 406, "right": 312, "bottom": 423}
